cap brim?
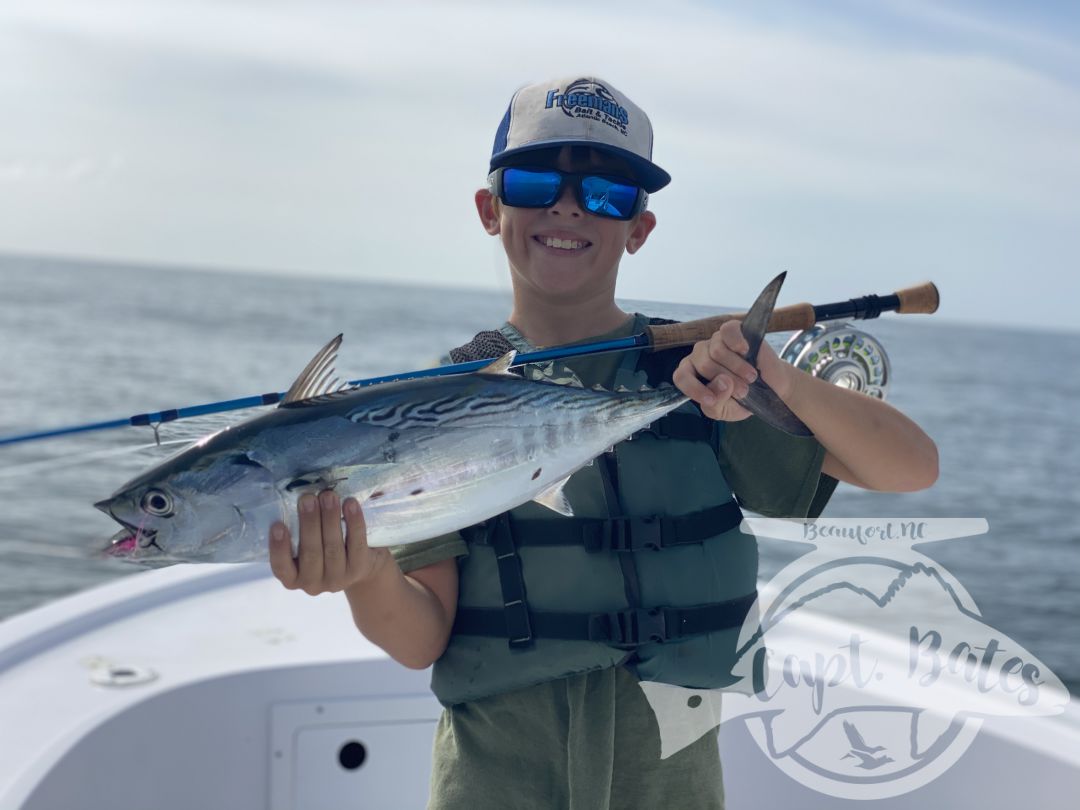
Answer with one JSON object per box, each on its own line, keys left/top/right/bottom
{"left": 490, "top": 140, "right": 671, "bottom": 193}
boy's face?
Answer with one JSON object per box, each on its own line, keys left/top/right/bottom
{"left": 476, "top": 146, "right": 656, "bottom": 305}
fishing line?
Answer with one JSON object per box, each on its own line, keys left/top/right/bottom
{"left": 0, "top": 540, "right": 92, "bottom": 559}
{"left": 0, "top": 438, "right": 194, "bottom": 479}
{"left": 0, "top": 406, "right": 254, "bottom": 478}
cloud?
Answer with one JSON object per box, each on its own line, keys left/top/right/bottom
{"left": 0, "top": 0, "right": 1077, "bottom": 331}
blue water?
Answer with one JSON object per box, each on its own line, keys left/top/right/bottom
{"left": 0, "top": 252, "right": 1077, "bottom": 696}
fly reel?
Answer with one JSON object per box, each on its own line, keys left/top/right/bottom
{"left": 780, "top": 323, "right": 890, "bottom": 399}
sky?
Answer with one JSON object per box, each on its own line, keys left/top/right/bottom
{"left": 0, "top": 0, "right": 1078, "bottom": 333}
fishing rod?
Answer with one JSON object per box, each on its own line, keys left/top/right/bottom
{"left": 0, "top": 280, "right": 938, "bottom": 448}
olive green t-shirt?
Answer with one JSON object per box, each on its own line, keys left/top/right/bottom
{"left": 389, "top": 315, "right": 835, "bottom": 810}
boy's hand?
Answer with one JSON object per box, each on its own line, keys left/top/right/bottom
{"left": 673, "top": 319, "right": 795, "bottom": 422}
{"left": 268, "top": 491, "right": 391, "bottom": 595}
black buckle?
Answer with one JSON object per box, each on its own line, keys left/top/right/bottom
{"left": 585, "top": 516, "right": 663, "bottom": 552}
{"left": 591, "top": 608, "right": 669, "bottom": 645}
{"left": 627, "top": 516, "right": 662, "bottom": 550}
{"left": 503, "top": 600, "right": 534, "bottom": 649}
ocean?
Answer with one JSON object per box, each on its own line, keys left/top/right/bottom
{"left": 0, "top": 252, "right": 1078, "bottom": 696}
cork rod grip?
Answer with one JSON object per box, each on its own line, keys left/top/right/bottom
{"left": 895, "top": 281, "right": 940, "bottom": 314}
{"left": 647, "top": 303, "right": 817, "bottom": 350}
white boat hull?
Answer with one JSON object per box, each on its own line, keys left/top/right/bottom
{"left": 1, "top": 565, "right": 1077, "bottom": 809}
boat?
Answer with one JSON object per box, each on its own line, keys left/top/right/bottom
{"left": 2, "top": 563, "right": 1078, "bottom": 809}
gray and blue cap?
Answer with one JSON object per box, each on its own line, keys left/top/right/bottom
{"left": 490, "top": 76, "right": 671, "bottom": 193}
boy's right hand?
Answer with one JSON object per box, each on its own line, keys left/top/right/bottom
{"left": 268, "top": 491, "right": 392, "bottom": 595}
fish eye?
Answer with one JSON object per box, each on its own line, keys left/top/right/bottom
{"left": 140, "top": 488, "right": 174, "bottom": 517}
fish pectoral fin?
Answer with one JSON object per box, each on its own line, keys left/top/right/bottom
{"left": 280, "top": 334, "right": 353, "bottom": 407}
{"left": 532, "top": 476, "right": 574, "bottom": 516}
{"left": 281, "top": 464, "right": 384, "bottom": 494}
{"left": 476, "top": 350, "right": 518, "bottom": 377}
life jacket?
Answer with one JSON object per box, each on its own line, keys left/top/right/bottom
{"left": 432, "top": 316, "right": 759, "bottom": 706}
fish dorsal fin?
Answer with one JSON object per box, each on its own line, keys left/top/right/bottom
{"left": 477, "top": 350, "right": 518, "bottom": 376}
{"left": 532, "top": 475, "right": 574, "bottom": 517}
{"left": 281, "top": 335, "right": 350, "bottom": 406}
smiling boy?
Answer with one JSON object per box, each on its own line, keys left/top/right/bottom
{"left": 268, "top": 76, "right": 938, "bottom": 809}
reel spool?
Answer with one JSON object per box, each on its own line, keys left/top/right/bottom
{"left": 780, "top": 322, "right": 890, "bottom": 400}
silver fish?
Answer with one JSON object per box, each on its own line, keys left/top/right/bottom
{"left": 94, "top": 346, "right": 687, "bottom": 564}
{"left": 95, "top": 275, "right": 805, "bottom": 564}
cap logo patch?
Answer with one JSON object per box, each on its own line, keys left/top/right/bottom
{"left": 544, "top": 79, "right": 629, "bottom": 136}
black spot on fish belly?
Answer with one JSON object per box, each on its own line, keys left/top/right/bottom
{"left": 388, "top": 431, "right": 400, "bottom": 442}
{"left": 532, "top": 468, "right": 542, "bottom": 480}
{"left": 410, "top": 488, "right": 424, "bottom": 496}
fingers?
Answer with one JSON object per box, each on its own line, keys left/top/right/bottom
{"left": 707, "top": 321, "right": 759, "bottom": 386}
{"left": 342, "top": 497, "right": 376, "bottom": 582}
{"left": 268, "top": 521, "right": 298, "bottom": 589}
{"left": 673, "top": 351, "right": 747, "bottom": 404}
{"left": 718, "top": 318, "right": 751, "bottom": 356}
{"left": 674, "top": 362, "right": 745, "bottom": 419}
{"left": 672, "top": 319, "right": 765, "bottom": 413}
{"left": 268, "top": 491, "right": 366, "bottom": 595}
{"left": 707, "top": 377, "right": 753, "bottom": 421}
{"left": 673, "top": 358, "right": 726, "bottom": 408}
{"left": 319, "top": 491, "right": 347, "bottom": 591}
{"left": 294, "top": 493, "right": 325, "bottom": 594}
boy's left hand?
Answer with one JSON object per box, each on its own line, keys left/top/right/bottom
{"left": 672, "top": 319, "right": 795, "bottom": 422}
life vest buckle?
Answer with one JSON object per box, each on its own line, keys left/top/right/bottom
{"left": 593, "top": 607, "right": 669, "bottom": 645}
{"left": 595, "top": 516, "right": 663, "bottom": 552}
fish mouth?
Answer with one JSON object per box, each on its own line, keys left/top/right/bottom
{"left": 102, "top": 519, "right": 161, "bottom": 557}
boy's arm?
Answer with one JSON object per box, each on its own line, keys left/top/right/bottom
{"left": 674, "top": 320, "right": 938, "bottom": 493}
{"left": 268, "top": 491, "right": 457, "bottom": 670}
{"left": 783, "top": 369, "right": 938, "bottom": 492}
{"left": 344, "top": 556, "right": 457, "bottom": 670}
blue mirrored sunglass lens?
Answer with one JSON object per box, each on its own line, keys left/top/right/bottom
{"left": 580, "top": 176, "right": 639, "bottom": 218}
{"left": 502, "top": 169, "right": 561, "bottom": 207}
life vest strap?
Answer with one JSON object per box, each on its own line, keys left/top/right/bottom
{"left": 487, "top": 513, "right": 535, "bottom": 649}
{"left": 464, "top": 501, "right": 743, "bottom": 553}
{"left": 453, "top": 592, "right": 758, "bottom": 646}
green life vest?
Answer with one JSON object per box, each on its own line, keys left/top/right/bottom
{"left": 432, "top": 318, "right": 760, "bottom": 706}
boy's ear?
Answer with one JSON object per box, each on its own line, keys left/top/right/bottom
{"left": 625, "top": 210, "right": 657, "bottom": 255}
{"left": 475, "top": 189, "right": 501, "bottom": 235}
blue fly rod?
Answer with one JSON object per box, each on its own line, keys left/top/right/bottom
{"left": 0, "top": 282, "right": 937, "bottom": 448}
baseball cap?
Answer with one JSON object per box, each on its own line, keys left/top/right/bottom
{"left": 489, "top": 76, "right": 671, "bottom": 193}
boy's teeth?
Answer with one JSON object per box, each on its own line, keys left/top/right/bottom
{"left": 542, "top": 237, "right": 585, "bottom": 250}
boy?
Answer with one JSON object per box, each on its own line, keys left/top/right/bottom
{"left": 268, "top": 76, "right": 938, "bottom": 809}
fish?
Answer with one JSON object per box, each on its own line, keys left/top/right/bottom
{"left": 93, "top": 344, "right": 688, "bottom": 563}
{"left": 94, "top": 274, "right": 805, "bottom": 564}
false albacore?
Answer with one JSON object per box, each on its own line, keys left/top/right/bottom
{"left": 94, "top": 343, "right": 689, "bottom": 564}
{"left": 94, "top": 274, "right": 808, "bottom": 564}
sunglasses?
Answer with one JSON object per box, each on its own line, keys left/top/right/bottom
{"left": 487, "top": 167, "right": 648, "bottom": 221}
